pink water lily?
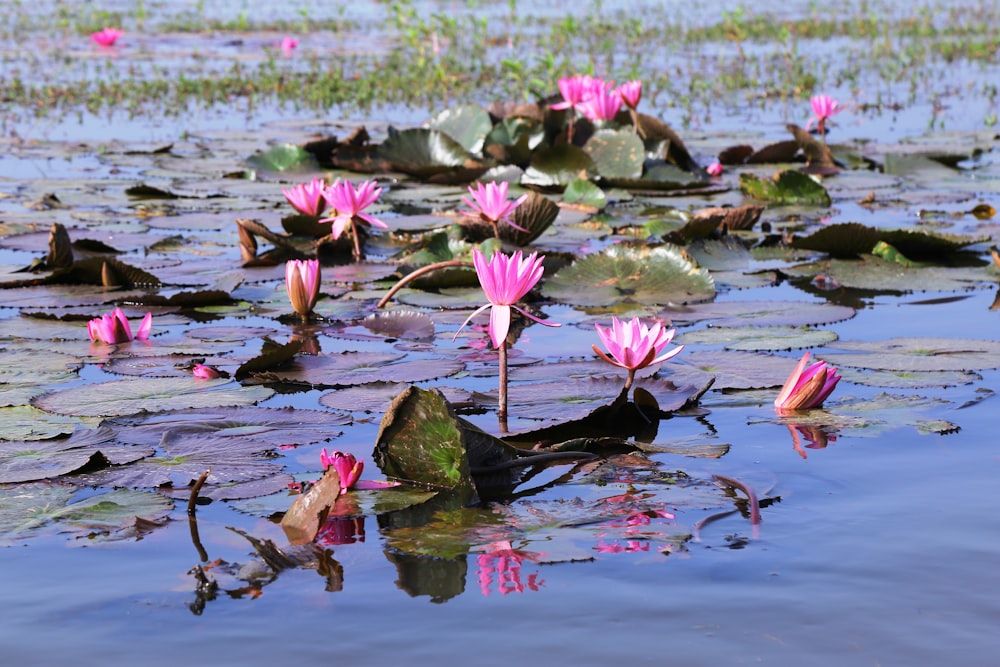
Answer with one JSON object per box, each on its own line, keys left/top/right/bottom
{"left": 706, "top": 162, "right": 724, "bottom": 177}
{"left": 285, "top": 259, "right": 321, "bottom": 319}
{"left": 281, "top": 177, "right": 327, "bottom": 216}
{"left": 550, "top": 74, "right": 606, "bottom": 111}
{"left": 806, "top": 94, "right": 841, "bottom": 141}
{"left": 458, "top": 249, "right": 558, "bottom": 349}
{"left": 192, "top": 363, "right": 222, "bottom": 379}
{"left": 774, "top": 351, "right": 841, "bottom": 412}
{"left": 593, "top": 316, "right": 683, "bottom": 391}
{"left": 319, "top": 448, "right": 399, "bottom": 494}
{"left": 617, "top": 80, "right": 642, "bottom": 110}
{"left": 91, "top": 28, "right": 124, "bottom": 47}
{"left": 87, "top": 308, "right": 151, "bottom": 344}
{"left": 320, "top": 179, "right": 387, "bottom": 261}
{"left": 279, "top": 36, "right": 298, "bottom": 57}
{"left": 461, "top": 181, "right": 529, "bottom": 235}
{"left": 578, "top": 87, "right": 623, "bottom": 122}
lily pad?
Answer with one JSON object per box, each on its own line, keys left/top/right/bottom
{"left": 522, "top": 145, "right": 595, "bottom": 188}
{"left": 783, "top": 255, "right": 989, "bottom": 292}
{"left": 0, "top": 427, "right": 151, "bottom": 483}
{"left": 545, "top": 244, "right": 715, "bottom": 306}
{"left": 660, "top": 300, "right": 856, "bottom": 328}
{"left": 378, "top": 128, "right": 477, "bottom": 179}
{"left": 319, "top": 382, "right": 472, "bottom": 413}
{"left": 672, "top": 350, "right": 802, "bottom": 389}
{"left": 361, "top": 311, "right": 435, "bottom": 340}
{"left": 739, "top": 170, "right": 831, "bottom": 206}
{"left": 428, "top": 104, "right": 494, "bottom": 154}
{"left": 0, "top": 484, "right": 173, "bottom": 544}
{"left": 679, "top": 326, "right": 838, "bottom": 351}
{"left": 585, "top": 129, "right": 645, "bottom": 180}
{"left": 32, "top": 377, "right": 275, "bottom": 417}
{"left": 563, "top": 178, "right": 608, "bottom": 209}
{"left": 836, "top": 367, "right": 981, "bottom": 388}
{"left": 0, "top": 405, "right": 96, "bottom": 440}
{"left": 258, "top": 352, "right": 464, "bottom": 387}
{"left": 821, "top": 337, "right": 1000, "bottom": 371}
{"left": 246, "top": 144, "right": 317, "bottom": 172}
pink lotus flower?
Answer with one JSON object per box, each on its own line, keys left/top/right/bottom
{"left": 774, "top": 351, "right": 841, "bottom": 412}
{"left": 706, "top": 162, "right": 724, "bottom": 177}
{"left": 550, "top": 74, "right": 606, "bottom": 111}
{"left": 578, "top": 87, "right": 623, "bottom": 122}
{"left": 594, "top": 316, "right": 683, "bottom": 393}
{"left": 461, "top": 181, "right": 529, "bottom": 234}
{"left": 285, "top": 259, "right": 321, "bottom": 318}
{"left": 806, "top": 94, "right": 841, "bottom": 140}
{"left": 281, "top": 177, "right": 327, "bottom": 216}
{"left": 87, "top": 308, "right": 151, "bottom": 344}
{"left": 320, "top": 449, "right": 364, "bottom": 495}
{"left": 91, "top": 28, "right": 124, "bottom": 47}
{"left": 617, "top": 80, "right": 642, "bottom": 110}
{"left": 320, "top": 179, "right": 387, "bottom": 261}
{"left": 458, "top": 249, "right": 559, "bottom": 349}
{"left": 192, "top": 364, "right": 222, "bottom": 379}
{"left": 279, "top": 36, "right": 298, "bottom": 57}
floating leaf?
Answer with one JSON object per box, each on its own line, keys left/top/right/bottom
{"left": 821, "top": 337, "right": 1000, "bottom": 371}
{"left": 361, "top": 311, "right": 435, "bottom": 340}
{"left": 679, "top": 326, "right": 838, "bottom": 351}
{"left": 246, "top": 144, "right": 317, "bottom": 172}
{"left": 585, "top": 129, "right": 645, "bottom": 180}
{"left": 545, "top": 244, "right": 715, "bottom": 306}
{"left": 522, "top": 144, "right": 595, "bottom": 187}
{"left": 661, "top": 300, "right": 856, "bottom": 327}
{"left": 281, "top": 467, "right": 342, "bottom": 545}
{"left": 377, "top": 128, "right": 480, "bottom": 179}
{"left": 836, "top": 367, "right": 981, "bottom": 388}
{"left": 672, "top": 350, "right": 802, "bottom": 389}
{"left": 258, "top": 352, "right": 464, "bottom": 387}
{"left": 319, "top": 382, "right": 471, "bottom": 413}
{"left": 0, "top": 405, "right": 94, "bottom": 440}
{"left": 739, "top": 170, "right": 831, "bottom": 205}
{"left": 428, "top": 104, "right": 494, "bottom": 154}
{"left": 0, "top": 484, "right": 172, "bottom": 544}
{"left": 793, "top": 222, "right": 989, "bottom": 260}
{"left": 32, "top": 377, "right": 275, "bottom": 417}
{"left": 0, "top": 427, "right": 151, "bottom": 483}
{"left": 563, "top": 178, "right": 607, "bottom": 209}
{"left": 783, "top": 255, "right": 989, "bottom": 292}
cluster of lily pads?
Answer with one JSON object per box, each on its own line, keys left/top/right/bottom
{"left": 2, "top": 71, "right": 998, "bottom": 603}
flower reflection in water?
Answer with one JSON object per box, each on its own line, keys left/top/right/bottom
{"left": 786, "top": 423, "right": 839, "bottom": 459}
{"left": 316, "top": 516, "right": 366, "bottom": 547}
{"left": 476, "top": 540, "right": 545, "bottom": 596}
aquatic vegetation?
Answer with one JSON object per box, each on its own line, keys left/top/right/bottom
{"left": 87, "top": 308, "right": 152, "bottom": 345}
{"left": 807, "top": 94, "right": 842, "bottom": 141}
{"left": 774, "top": 351, "right": 842, "bottom": 412}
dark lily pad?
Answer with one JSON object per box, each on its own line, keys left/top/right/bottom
{"left": 783, "top": 255, "right": 989, "bottom": 292}
{"left": 319, "top": 382, "right": 471, "bottom": 413}
{"left": 821, "top": 337, "right": 1000, "bottom": 371}
{"left": 377, "top": 128, "right": 480, "bottom": 179}
{"left": 792, "top": 222, "right": 990, "bottom": 260}
{"left": 71, "top": 434, "right": 284, "bottom": 489}
{"left": 660, "top": 300, "right": 856, "bottom": 328}
{"left": 0, "top": 427, "right": 151, "bottom": 483}
{"left": 545, "top": 244, "right": 715, "bottom": 306}
{"left": 32, "top": 377, "right": 275, "bottom": 417}
{"left": 0, "top": 483, "right": 173, "bottom": 544}
{"left": 522, "top": 144, "right": 595, "bottom": 188}
{"left": 679, "top": 326, "right": 838, "bottom": 351}
{"left": 256, "top": 351, "right": 464, "bottom": 387}
{"left": 108, "top": 406, "right": 351, "bottom": 449}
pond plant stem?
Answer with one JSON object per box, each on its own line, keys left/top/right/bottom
{"left": 187, "top": 469, "right": 211, "bottom": 515}
{"left": 376, "top": 259, "right": 473, "bottom": 309}
{"left": 712, "top": 473, "right": 761, "bottom": 527}
{"left": 498, "top": 341, "right": 509, "bottom": 431}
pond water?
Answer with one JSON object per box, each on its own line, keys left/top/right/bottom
{"left": 2, "top": 1, "right": 1000, "bottom": 666}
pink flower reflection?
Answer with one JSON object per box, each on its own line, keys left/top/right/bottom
{"left": 315, "top": 516, "right": 365, "bottom": 546}
{"left": 594, "top": 539, "right": 650, "bottom": 554}
{"left": 476, "top": 540, "right": 545, "bottom": 596}
{"left": 787, "top": 423, "right": 838, "bottom": 459}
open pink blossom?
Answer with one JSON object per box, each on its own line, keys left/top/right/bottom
{"left": 319, "top": 448, "right": 399, "bottom": 494}
{"left": 319, "top": 179, "right": 387, "bottom": 261}
{"left": 91, "top": 28, "right": 124, "bottom": 47}
{"left": 192, "top": 364, "right": 222, "bottom": 379}
{"left": 806, "top": 94, "right": 841, "bottom": 137}
{"left": 578, "top": 87, "right": 623, "bottom": 122}
{"left": 774, "top": 351, "right": 841, "bottom": 411}
{"left": 461, "top": 181, "right": 529, "bottom": 234}
{"left": 279, "top": 36, "right": 298, "bottom": 57}
{"left": 285, "top": 259, "right": 321, "bottom": 318}
{"left": 281, "top": 177, "right": 327, "bottom": 216}
{"left": 87, "top": 308, "right": 151, "bottom": 344}
{"left": 550, "top": 74, "right": 606, "bottom": 111}
{"left": 593, "top": 316, "right": 683, "bottom": 372}
{"left": 457, "top": 249, "right": 559, "bottom": 349}
{"left": 617, "top": 80, "right": 642, "bottom": 110}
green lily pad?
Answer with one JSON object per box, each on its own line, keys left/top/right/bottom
{"left": 32, "top": 377, "right": 275, "bottom": 417}
{"left": 377, "top": 128, "right": 477, "bottom": 179}
{"left": 792, "top": 222, "right": 989, "bottom": 260}
{"left": 740, "top": 170, "right": 831, "bottom": 206}
{"left": 0, "top": 405, "right": 97, "bottom": 440}
{"left": 484, "top": 116, "right": 545, "bottom": 165}
{"left": 0, "top": 484, "right": 173, "bottom": 544}
{"left": 545, "top": 244, "right": 715, "bottom": 307}
{"left": 660, "top": 300, "right": 856, "bottom": 327}
{"left": 585, "top": 129, "right": 645, "bottom": 180}
{"left": 784, "top": 255, "right": 990, "bottom": 292}
{"left": 257, "top": 352, "right": 464, "bottom": 387}
{"left": 836, "top": 367, "right": 981, "bottom": 388}
{"left": 563, "top": 178, "right": 608, "bottom": 209}
{"left": 522, "top": 144, "right": 595, "bottom": 187}
{"left": 246, "top": 144, "right": 317, "bottom": 172}
{"left": 428, "top": 104, "right": 494, "bottom": 154}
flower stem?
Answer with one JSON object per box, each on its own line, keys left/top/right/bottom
{"left": 623, "top": 368, "right": 636, "bottom": 393}
{"left": 351, "top": 220, "right": 363, "bottom": 262}
{"left": 376, "top": 259, "right": 473, "bottom": 309}
{"left": 498, "top": 341, "right": 509, "bottom": 423}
